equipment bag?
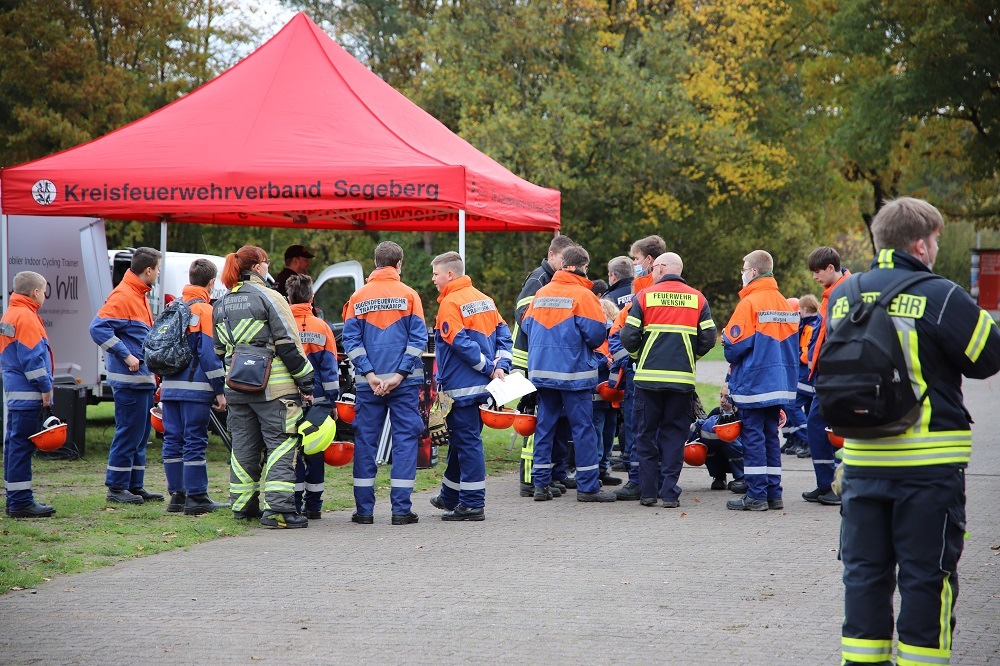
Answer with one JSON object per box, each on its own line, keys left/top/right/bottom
{"left": 143, "top": 298, "right": 204, "bottom": 376}
{"left": 219, "top": 290, "right": 273, "bottom": 393}
{"left": 225, "top": 343, "right": 274, "bottom": 393}
{"left": 815, "top": 271, "right": 938, "bottom": 438}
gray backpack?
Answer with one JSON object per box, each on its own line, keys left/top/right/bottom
{"left": 143, "top": 299, "right": 203, "bottom": 376}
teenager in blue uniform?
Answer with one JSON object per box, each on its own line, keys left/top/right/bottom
{"left": 430, "top": 251, "right": 513, "bottom": 520}
{"left": 342, "top": 242, "right": 426, "bottom": 525}
{"left": 90, "top": 247, "right": 163, "bottom": 505}
{"left": 286, "top": 274, "right": 340, "bottom": 519}
{"left": 1, "top": 272, "right": 56, "bottom": 518}
{"left": 160, "top": 259, "right": 228, "bottom": 516}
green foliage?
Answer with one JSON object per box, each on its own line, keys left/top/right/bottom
{"left": 6, "top": 0, "right": 995, "bottom": 321}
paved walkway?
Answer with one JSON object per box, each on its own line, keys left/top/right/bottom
{"left": 1, "top": 364, "right": 998, "bottom": 664}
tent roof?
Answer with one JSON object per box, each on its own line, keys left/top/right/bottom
{"left": 0, "top": 13, "right": 559, "bottom": 232}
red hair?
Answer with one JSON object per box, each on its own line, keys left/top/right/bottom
{"left": 221, "top": 245, "right": 268, "bottom": 289}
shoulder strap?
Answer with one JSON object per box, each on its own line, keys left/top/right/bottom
{"left": 875, "top": 272, "right": 939, "bottom": 308}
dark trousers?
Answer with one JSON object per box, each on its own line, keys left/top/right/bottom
{"left": 352, "top": 384, "right": 422, "bottom": 515}
{"left": 840, "top": 470, "right": 965, "bottom": 666}
{"left": 438, "top": 402, "right": 488, "bottom": 508}
{"left": 4, "top": 408, "right": 42, "bottom": 510}
{"left": 807, "top": 397, "right": 837, "bottom": 490}
{"left": 106, "top": 387, "right": 155, "bottom": 490}
{"left": 533, "top": 388, "right": 601, "bottom": 493}
{"left": 741, "top": 406, "right": 782, "bottom": 500}
{"left": 520, "top": 416, "right": 570, "bottom": 486}
{"left": 592, "top": 403, "right": 617, "bottom": 473}
{"left": 161, "top": 400, "right": 211, "bottom": 496}
{"left": 634, "top": 388, "right": 690, "bottom": 502}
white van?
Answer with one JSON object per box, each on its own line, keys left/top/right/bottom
{"left": 107, "top": 248, "right": 364, "bottom": 334}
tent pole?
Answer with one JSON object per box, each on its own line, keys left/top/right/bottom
{"left": 158, "top": 217, "right": 167, "bottom": 314}
{"left": 459, "top": 209, "right": 466, "bottom": 265}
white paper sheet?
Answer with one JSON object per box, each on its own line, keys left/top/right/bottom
{"left": 486, "top": 372, "right": 536, "bottom": 406}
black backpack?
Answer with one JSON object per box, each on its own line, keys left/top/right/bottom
{"left": 143, "top": 298, "right": 204, "bottom": 376}
{"left": 815, "top": 272, "right": 938, "bottom": 438}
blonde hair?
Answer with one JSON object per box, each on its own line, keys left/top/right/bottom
{"left": 799, "top": 294, "right": 820, "bottom": 313}
{"left": 600, "top": 299, "right": 620, "bottom": 321}
{"left": 743, "top": 250, "right": 773, "bottom": 273}
{"left": 431, "top": 251, "right": 464, "bottom": 276}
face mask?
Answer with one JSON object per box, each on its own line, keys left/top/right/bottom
{"left": 741, "top": 270, "right": 753, "bottom": 287}
{"left": 634, "top": 264, "right": 647, "bottom": 278}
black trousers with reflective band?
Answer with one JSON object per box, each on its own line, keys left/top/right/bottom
{"left": 840, "top": 469, "right": 965, "bottom": 665}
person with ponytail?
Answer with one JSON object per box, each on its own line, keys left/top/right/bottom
{"left": 213, "top": 246, "right": 314, "bottom": 529}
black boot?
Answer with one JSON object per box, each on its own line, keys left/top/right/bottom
{"left": 184, "top": 494, "right": 229, "bottom": 516}
{"left": 260, "top": 510, "right": 308, "bottom": 528}
{"left": 166, "top": 492, "right": 186, "bottom": 513}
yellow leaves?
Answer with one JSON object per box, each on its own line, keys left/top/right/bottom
{"left": 641, "top": 191, "right": 690, "bottom": 222}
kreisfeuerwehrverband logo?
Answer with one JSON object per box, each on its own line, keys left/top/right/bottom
{"left": 32, "top": 180, "right": 57, "bottom": 206}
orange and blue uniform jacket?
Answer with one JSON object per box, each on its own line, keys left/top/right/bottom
{"left": 342, "top": 267, "right": 426, "bottom": 393}
{"left": 607, "top": 305, "right": 632, "bottom": 375}
{"left": 521, "top": 270, "right": 607, "bottom": 391}
{"left": 797, "top": 312, "right": 821, "bottom": 392}
{"left": 159, "top": 285, "right": 225, "bottom": 403}
{"left": 621, "top": 274, "right": 717, "bottom": 391}
{"left": 89, "top": 270, "right": 156, "bottom": 390}
{"left": 809, "top": 268, "right": 850, "bottom": 380}
{"left": 723, "top": 276, "right": 799, "bottom": 408}
{"left": 435, "top": 275, "right": 513, "bottom": 405}
{"left": 1, "top": 293, "right": 53, "bottom": 410}
{"left": 291, "top": 302, "right": 340, "bottom": 404}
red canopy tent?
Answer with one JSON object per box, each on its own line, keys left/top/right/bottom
{"left": 0, "top": 12, "right": 559, "bottom": 235}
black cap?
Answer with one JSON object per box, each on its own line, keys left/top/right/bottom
{"left": 284, "top": 244, "right": 315, "bottom": 261}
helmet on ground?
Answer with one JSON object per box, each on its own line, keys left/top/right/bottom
{"left": 323, "top": 441, "right": 354, "bottom": 466}
{"left": 596, "top": 381, "right": 625, "bottom": 403}
{"left": 513, "top": 412, "right": 537, "bottom": 437}
{"left": 684, "top": 440, "right": 708, "bottom": 466}
{"left": 713, "top": 418, "right": 741, "bottom": 442}
{"left": 335, "top": 398, "right": 355, "bottom": 424}
{"left": 480, "top": 405, "right": 516, "bottom": 429}
{"left": 825, "top": 426, "right": 845, "bottom": 449}
{"left": 299, "top": 411, "right": 338, "bottom": 455}
{"left": 149, "top": 406, "right": 165, "bottom": 435}
{"left": 30, "top": 415, "right": 67, "bottom": 451}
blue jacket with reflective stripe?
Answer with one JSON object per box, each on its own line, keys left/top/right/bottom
{"left": 1, "top": 293, "right": 53, "bottom": 410}
{"left": 341, "top": 267, "right": 426, "bottom": 393}
{"left": 435, "top": 276, "right": 513, "bottom": 406}
{"left": 160, "top": 286, "right": 225, "bottom": 403}
{"left": 89, "top": 270, "right": 156, "bottom": 390}
{"left": 723, "top": 277, "right": 799, "bottom": 408}
{"left": 521, "top": 271, "right": 608, "bottom": 391}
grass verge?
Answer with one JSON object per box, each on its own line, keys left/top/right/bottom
{"left": 1, "top": 381, "right": 719, "bottom": 594}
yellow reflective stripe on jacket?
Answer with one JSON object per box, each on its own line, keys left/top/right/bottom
{"left": 876, "top": 248, "right": 895, "bottom": 269}
{"left": 626, "top": 315, "right": 641, "bottom": 328}
{"left": 898, "top": 325, "right": 932, "bottom": 433}
{"left": 842, "top": 637, "right": 893, "bottom": 663}
{"left": 965, "top": 309, "right": 996, "bottom": 363}
{"left": 633, "top": 368, "right": 696, "bottom": 385}
{"left": 645, "top": 323, "right": 698, "bottom": 334}
{"left": 842, "top": 430, "right": 971, "bottom": 467}
{"left": 699, "top": 318, "right": 715, "bottom": 330}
